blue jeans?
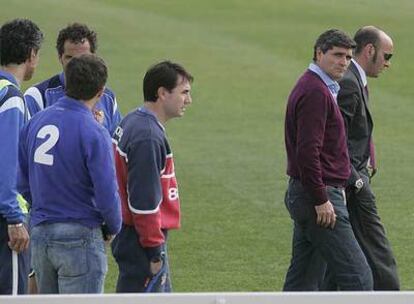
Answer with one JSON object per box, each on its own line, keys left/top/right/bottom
{"left": 111, "top": 224, "right": 172, "bottom": 293}
{"left": 283, "top": 178, "right": 373, "bottom": 291}
{"left": 31, "top": 222, "right": 107, "bottom": 294}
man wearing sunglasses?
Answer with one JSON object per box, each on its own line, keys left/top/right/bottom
{"left": 323, "top": 26, "right": 399, "bottom": 290}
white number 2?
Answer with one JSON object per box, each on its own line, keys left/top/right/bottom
{"left": 34, "top": 125, "right": 59, "bottom": 166}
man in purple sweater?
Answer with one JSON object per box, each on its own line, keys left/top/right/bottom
{"left": 283, "top": 29, "right": 373, "bottom": 290}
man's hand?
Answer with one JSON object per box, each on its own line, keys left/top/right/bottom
{"left": 314, "top": 201, "right": 336, "bottom": 229}
{"left": 101, "top": 224, "right": 114, "bottom": 245}
{"left": 8, "top": 224, "right": 29, "bottom": 253}
{"left": 150, "top": 259, "right": 163, "bottom": 275}
{"left": 368, "top": 166, "right": 377, "bottom": 181}
{"left": 104, "top": 234, "right": 115, "bottom": 245}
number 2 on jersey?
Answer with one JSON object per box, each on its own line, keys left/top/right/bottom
{"left": 34, "top": 125, "right": 59, "bottom": 166}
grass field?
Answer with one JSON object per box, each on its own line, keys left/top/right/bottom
{"left": 2, "top": 0, "right": 413, "bottom": 292}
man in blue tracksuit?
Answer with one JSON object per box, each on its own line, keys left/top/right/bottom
{"left": 18, "top": 54, "right": 121, "bottom": 294}
{"left": 0, "top": 18, "right": 43, "bottom": 295}
{"left": 24, "top": 22, "right": 121, "bottom": 135}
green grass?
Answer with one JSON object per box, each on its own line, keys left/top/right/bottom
{"left": 2, "top": 0, "right": 414, "bottom": 291}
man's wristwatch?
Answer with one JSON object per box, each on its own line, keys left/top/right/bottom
{"left": 354, "top": 178, "right": 364, "bottom": 192}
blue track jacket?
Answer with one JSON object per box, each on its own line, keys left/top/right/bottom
{"left": 24, "top": 72, "right": 121, "bottom": 136}
{"left": 0, "top": 71, "right": 27, "bottom": 224}
{"left": 18, "top": 96, "right": 122, "bottom": 234}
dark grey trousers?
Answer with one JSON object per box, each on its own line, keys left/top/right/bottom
{"left": 322, "top": 171, "right": 400, "bottom": 290}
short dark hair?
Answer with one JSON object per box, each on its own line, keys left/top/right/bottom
{"left": 56, "top": 23, "right": 97, "bottom": 57}
{"left": 0, "top": 18, "right": 43, "bottom": 65}
{"left": 313, "top": 29, "right": 356, "bottom": 62}
{"left": 65, "top": 54, "right": 107, "bottom": 101}
{"left": 353, "top": 26, "right": 382, "bottom": 56}
{"left": 143, "top": 60, "right": 193, "bottom": 102}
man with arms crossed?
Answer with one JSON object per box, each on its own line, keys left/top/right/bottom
{"left": 17, "top": 54, "right": 121, "bottom": 294}
{"left": 112, "top": 61, "right": 193, "bottom": 292}
{"left": 0, "top": 18, "right": 43, "bottom": 294}
{"left": 25, "top": 22, "right": 121, "bottom": 135}
{"left": 323, "top": 26, "right": 399, "bottom": 290}
{"left": 283, "top": 29, "right": 373, "bottom": 290}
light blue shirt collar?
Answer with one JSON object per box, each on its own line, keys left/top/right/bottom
{"left": 308, "top": 63, "right": 340, "bottom": 99}
{"left": 351, "top": 59, "right": 368, "bottom": 87}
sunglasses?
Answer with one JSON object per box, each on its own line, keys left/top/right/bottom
{"left": 383, "top": 52, "right": 393, "bottom": 61}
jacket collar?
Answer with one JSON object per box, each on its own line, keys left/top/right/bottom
{"left": 350, "top": 59, "right": 367, "bottom": 87}
{"left": 0, "top": 70, "right": 20, "bottom": 88}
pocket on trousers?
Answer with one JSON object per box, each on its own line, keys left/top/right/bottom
{"left": 48, "top": 239, "right": 88, "bottom": 277}
{"left": 286, "top": 187, "right": 314, "bottom": 223}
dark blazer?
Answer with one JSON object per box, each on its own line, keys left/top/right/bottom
{"left": 337, "top": 61, "right": 373, "bottom": 185}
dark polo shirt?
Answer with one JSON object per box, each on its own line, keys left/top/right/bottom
{"left": 285, "top": 69, "right": 351, "bottom": 205}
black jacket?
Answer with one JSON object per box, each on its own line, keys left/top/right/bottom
{"left": 337, "top": 61, "right": 373, "bottom": 186}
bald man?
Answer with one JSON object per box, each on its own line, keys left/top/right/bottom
{"left": 323, "top": 26, "right": 399, "bottom": 290}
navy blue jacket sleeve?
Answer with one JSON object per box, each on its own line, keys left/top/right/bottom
{"left": 127, "top": 139, "right": 166, "bottom": 258}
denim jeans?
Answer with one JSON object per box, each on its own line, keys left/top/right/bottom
{"left": 31, "top": 222, "right": 107, "bottom": 294}
{"left": 111, "top": 224, "right": 172, "bottom": 293}
{"left": 283, "top": 178, "right": 373, "bottom": 291}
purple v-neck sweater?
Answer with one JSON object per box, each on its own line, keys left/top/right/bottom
{"left": 285, "top": 70, "right": 351, "bottom": 205}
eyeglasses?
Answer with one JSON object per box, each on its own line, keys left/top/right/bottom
{"left": 383, "top": 53, "right": 393, "bottom": 61}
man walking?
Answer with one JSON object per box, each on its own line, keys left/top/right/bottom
{"left": 283, "top": 29, "right": 373, "bottom": 291}
{"left": 326, "top": 26, "right": 399, "bottom": 290}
